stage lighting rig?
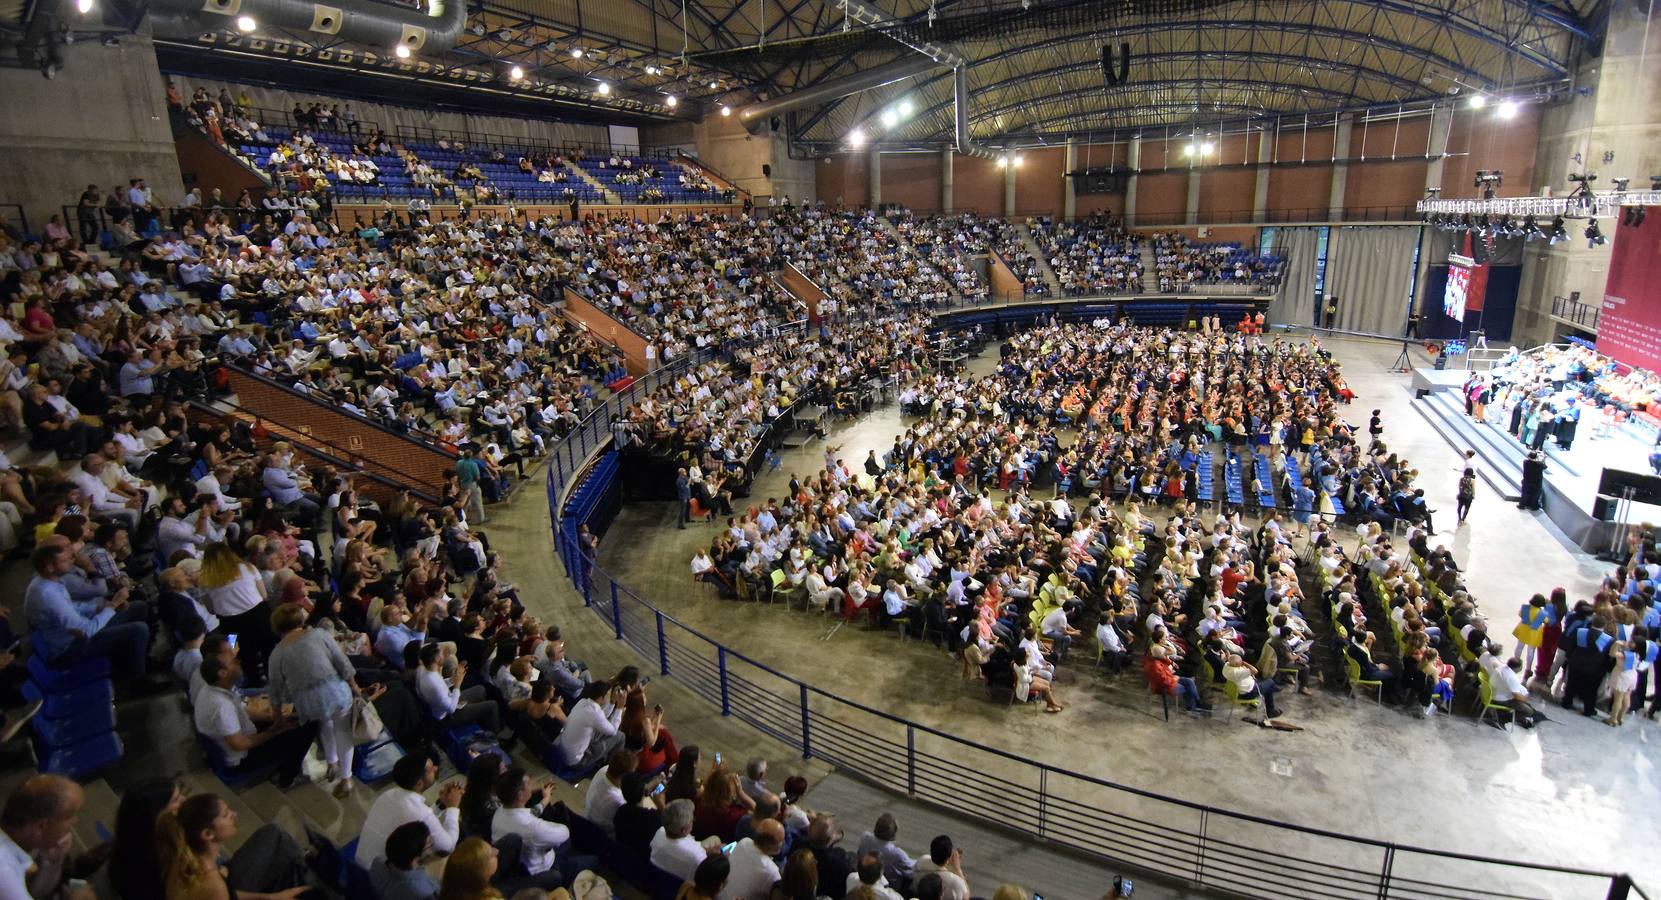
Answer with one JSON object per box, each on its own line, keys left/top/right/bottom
{"left": 1474, "top": 170, "right": 1503, "bottom": 199}
{"left": 1585, "top": 218, "right": 1605, "bottom": 247}
{"left": 1567, "top": 172, "right": 1597, "bottom": 200}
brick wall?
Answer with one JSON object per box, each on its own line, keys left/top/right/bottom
{"left": 225, "top": 369, "right": 456, "bottom": 498}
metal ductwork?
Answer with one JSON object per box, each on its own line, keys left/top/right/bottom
{"left": 953, "top": 66, "right": 994, "bottom": 159}
{"left": 736, "top": 54, "right": 942, "bottom": 134}
{"left": 147, "top": 0, "right": 467, "bottom": 55}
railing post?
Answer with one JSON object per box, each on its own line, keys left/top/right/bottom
{"left": 580, "top": 553, "right": 592, "bottom": 606}
{"left": 1037, "top": 768, "right": 1048, "bottom": 839}
{"left": 905, "top": 726, "right": 915, "bottom": 796}
{"left": 610, "top": 581, "right": 623, "bottom": 639}
{"left": 655, "top": 611, "right": 670, "bottom": 676}
{"left": 1606, "top": 874, "right": 1633, "bottom": 900}
{"left": 1192, "top": 808, "right": 1211, "bottom": 886}
{"left": 1375, "top": 845, "right": 1395, "bottom": 900}
{"left": 799, "top": 683, "right": 811, "bottom": 759}
{"left": 718, "top": 647, "right": 731, "bottom": 716}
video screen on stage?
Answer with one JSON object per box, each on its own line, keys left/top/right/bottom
{"left": 1444, "top": 263, "right": 1472, "bottom": 321}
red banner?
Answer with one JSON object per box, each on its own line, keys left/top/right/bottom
{"left": 1595, "top": 210, "right": 1661, "bottom": 371}
{"left": 1462, "top": 233, "right": 1488, "bottom": 312}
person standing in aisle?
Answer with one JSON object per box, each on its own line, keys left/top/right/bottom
{"left": 1456, "top": 467, "right": 1476, "bottom": 525}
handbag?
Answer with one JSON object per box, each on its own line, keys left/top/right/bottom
{"left": 350, "top": 695, "right": 385, "bottom": 744}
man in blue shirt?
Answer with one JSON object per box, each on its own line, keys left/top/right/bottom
{"left": 261, "top": 452, "right": 321, "bottom": 523}
{"left": 23, "top": 539, "right": 149, "bottom": 676}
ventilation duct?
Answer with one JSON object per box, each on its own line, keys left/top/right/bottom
{"left": 736, "top": 55, "right": 942, "bottom": 135}
{"left": 953, "top": 66, "right": 994, "bottom": 159}
{"left": 147, "top": 0, "right": 466, "bottom": 54}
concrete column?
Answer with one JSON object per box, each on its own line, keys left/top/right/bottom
{"left": 1003, "top": 160, "right": 1016, "bottom": 217}
{"left": 1185, "top": 167, "right": 1201, "bottom": 225}
{"left": 1252, "top": 128, "right": 1273, "bottom": 223}
{"left": 941, "top": 150, "right": 954, "bottom": 213}
{"left": 1124, "top": 137, "right": 1142, "bottom": 223}
{"left": 1063, "top": 137, "right": 1077, "bottom": 219}
{"left": 868, "top": 147, "right": 882, "bottom": 207}
{"left": 1328, "top": 113, "right": 1353, "bottom": 221}
{"left": 1423, "top": 104, "right": 1455, "bottom": 195}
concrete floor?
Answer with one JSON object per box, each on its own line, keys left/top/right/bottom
{"left": 588, "top": 334, "right": 1658, "bottom": 895}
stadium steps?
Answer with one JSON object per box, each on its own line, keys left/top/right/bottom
{"left": 1016, "top": 224, "right": 1064, "bottom": 296}
{"left": 878, "top": 214, "right": 967, "bottom": 303}
{"left": 1140, "top": 238, "right": 1158, "bottom": 277}
{"left": 1411, "top": 389, "right": 1528, "bottom": 500}
{"left": 564, "top": 161, "right": 620, "bottom": 204}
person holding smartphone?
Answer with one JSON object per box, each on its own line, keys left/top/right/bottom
{"left": 612, "top": 772, "right": 667, "bottom": 856}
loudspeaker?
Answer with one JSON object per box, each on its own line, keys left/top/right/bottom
{"left": 1598, "top": 468, "right": 1661, "bottom": 505}
{"left": 1100, "top": 42, "right": 1130, "bottom": 85}
{"left": 762, "top": 164, "right": 772, "bottom": 178}
{"left": 1593, "top": 495, "right": 1619, "bottom": 521}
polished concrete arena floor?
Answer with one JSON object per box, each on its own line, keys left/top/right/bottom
{"left": 587, "top": 334, "right": 1657, "bottom": 893}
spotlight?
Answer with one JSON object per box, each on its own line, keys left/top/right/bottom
{"left": 1201, "top": 141, "right": 1215, "bottom": 154}
{"left": 394, "top": 43, "right": 412, "bottom": 58}
{"left": 996, "top": 156, "right": 1007, "bottom": 168}
{"left": 1013, "top": 154, "right": 1024, "bottom": 167}
{"left": 645, "top": 65, "right": 658, "bottom": 75}
{"left": 1183, "top": 143, "right": 1196, "bottom": 157}
{"left": 509, "top": 65, "right": 523, "bottom": 80}
{"left": 596, "top": 81, "right": 610, "bottom": 95}
{"left": 847, "top": 127, "right": 865, "bottom": 147}
{"left": 1522, "top": 215, "right": 1538, "bottom": 239}
{"left": 1473, "top": 169, "right": 1503, "bottom": 199}
{"left": 75, "top": 0, "right": 92, "bottom": 12}
{"left": 720, "top": 105, "right": 731, "bottom": 117}
{"left": 665, "top": 94, "right": 677, "bottom": 107}
{"left": 235, "top": 14, "right": 255, "bottom": 30}
{"left": 709, "top": 80, "right": 718, "bottom": 89}
{"left": 571, "top": 47, "right": 583, "bottom": 58}
{"left": 1549, "top": 215, "right": 1567, "bottom": 243}
{"left": 1497, "top": 99, "right": 1519, "bottom": 119}
{"left": 1468, "top": 94, "right": 1487, "bottom": 109}
{"left": 898, "top": 98, "right": 914, "bottom": 116}
{"left": 881, "top": 110, "right": 897, "bottom": 129}
{"left": 1635, "top": 208, "right": 1648, "bottom": 227}
{"left": 1586, "top": 218, "right": 1605, "bottom": 247}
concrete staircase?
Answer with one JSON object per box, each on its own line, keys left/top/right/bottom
{"left": 1016, "top": 224, "right": 1065, "bottom": 296}
{"left": 564, "top": 161, "right": 620, "bottom": 204}
{"left": 1139, "top": 237, "right": 1159, "bottom": 279}
{"left": 880, "top": 213, "right": 965, "bottom": 303}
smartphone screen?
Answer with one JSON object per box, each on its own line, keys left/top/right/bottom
{"left": 721, "top": 841, "right": 737, "bottom": 854}
{"left": 652, "top": 782, "right": 666, "bottom": 796}
{"left": 714, "top": 751, "right": 722, "bottom": 765}
{"left": 227, "top": 634, "right": 239, "bottom": 650}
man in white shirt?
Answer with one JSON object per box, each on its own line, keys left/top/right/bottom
{"left": 720, "top": 819, "right": 784, "bottom": 900}
{"left": 649, "top": 800, "right": 707, "bottom": 882}
{"left": 0, "top": 776, "right": 91, "bottom": 900}
{"left": 491, "top": 766, "right": 589, "bottom": 884}
{"left": 71, "top": 453, "right": 141, "bottom": 529}
{"left": 193, "top": 655, "right": 313, "bottom": 788}
{"left": 583, "top": 749, "right": 632, "bottom": 836}
{"left": 555, "top": 681, "right": 623, "bottom": 768}
{"left": 1490, "top": 655, "right": 1542, "bottom": 725}
{"left": 846, "top": 853, "right": 906, "bottom": 900}
{"left": 914, "top": 835, "right": 970, "bottom": 900}
{"left": 157, "top": 495, "right": 212, "bottom": 562}
{"left": 356, "top": 755, "right": 464, "bottom": 869}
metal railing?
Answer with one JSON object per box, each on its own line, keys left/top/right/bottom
{"left": 538, "top": 381, "right": 1649, "bottom": 900}
{"left": 0, "top": 204, "right": 28, "bottom": 236}
{"left": 1004, "top": 206, "right": 1419, "bottom": 228}
{"left": 1552, "top": 294, "right": 1601, "bottom": 331}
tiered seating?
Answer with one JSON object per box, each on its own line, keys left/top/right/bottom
{"left": 1252, "top": 450, "right": 1276, "bottom": 509}
{"left": 1223, "top": 449, "right": 1246, "bottom": 507}
{"left": 1151, "top": 233, "right": 1283, "bottom": 291}
{"left": 580, "top": 156, "right": 732, "bottom": 204}
{"left": 1031, "top": 217, "right": 1143, "bottom": 296}
{"left": 25, "top": 636, "right": 121, "bottom": 778}
{"left": 1194, "top": 449, "right": 1215, "bottom": 504}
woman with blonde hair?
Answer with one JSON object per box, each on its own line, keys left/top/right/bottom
{"left": 156, "top": 794, "right": 308, "bottom": 900}
{"left": 438, "top": 837, "right": 503, "bottom": 900}
{"left": 692, "top": 767, "right": 746, "bottom": 842}
{"left": 267, "top": 602, "right": 375, "bottom": 798}
{"left": 197, "top": 541, "right": 274, "bottom": 679}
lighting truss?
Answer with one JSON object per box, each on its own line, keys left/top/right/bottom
{"left": 1416, "top": 191, "right": 1661, "bottom": 219}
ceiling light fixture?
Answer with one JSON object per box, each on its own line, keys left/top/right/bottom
{"left": 394, "top": 43, "right": 412, "bottom": 58}
{"left": 848, "top": 127, "right": 865, "bottom": 147}
{"left": 881, "top": 110, "right": 898, "bottom": 129}
{"left": 1497, "top": 99, "right": 1519, "bottom": 119}
{"left": 720, "top": 105, "right": 731, "bottom": 116}
{"left": 509, "top": 65, "right": 523, "bottom": 80}
{"left": 235, "top": 14, "right": 255, "bottom": 30}
{"left": 570, "top": 47, "right": 584, "bottom": 58}
{"left": 899, "top": 98, "right": 914, "bottom": 116}
{"left": 596, "top": 81, "right": 610, "bottom": 95}
{"left": 665, "top": 94, "right": 678, "bottom": 107}
{"left": 1468, "top": 94, "right": 1487, "bottom": 109}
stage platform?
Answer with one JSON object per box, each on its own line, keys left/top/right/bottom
{"left": 1410, "top": 378, "right": 1661, "bottom": 553}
